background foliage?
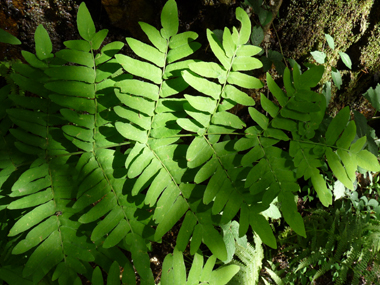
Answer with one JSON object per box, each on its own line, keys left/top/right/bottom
{"left": 0, "top": 0, "right": 379, "bottom": 284}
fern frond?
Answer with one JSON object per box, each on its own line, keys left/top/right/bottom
{"left": 0, "top": 85, "right": 34, "bottom": 210}
{"left": 228, "top": 234, "right": 264, "bottom": 285}
{"left": 2, "top": 22, "right": 87, "bottom": 283}
{"left": 2, "top": 4, "right": 141, "bottom": 284}
{"left": 7, "top": 156, "right": 96, "bottom": 284}
{"left": 160, "top": 247, "right": 239, "bottom": 285}
{"left": 109, "top": 0, "right": 230, "bottom": 274}
{"left": 180, "top": 7, "right": 287, "bottom": 251}
{"left": 263, "top": 266, "right": 285, "bottom": 285}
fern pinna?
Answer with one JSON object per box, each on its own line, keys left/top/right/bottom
{"left": 0, "top": 0, "right": 379, "bottom": 284}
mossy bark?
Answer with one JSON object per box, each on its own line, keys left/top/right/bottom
{"left": 274, "top": 0, "right": 380, "bottom": 117}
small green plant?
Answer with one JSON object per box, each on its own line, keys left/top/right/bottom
{"left": 244, "top": 0, "right": 273, "bottom": 46}
{"left": 364, "top": 83, "right": 380, "bottom": 112}
{"left": 0, "top": 1, "right": 379, "bottom": 284}
{"left": 362, "top": 172, "right": 380, "bottom": 197}
{"left": 228, "top": 232, "right": 264, "bottom": 285}
{"left": 310, "top": 33, "right": 354, "bottom": 111}
{"left": 311, "top": 34, "right": 352, "bottom": 89}
{"left": 262, "top": 199, "right": 380, "bottom": 284}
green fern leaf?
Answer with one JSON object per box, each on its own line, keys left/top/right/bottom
{"left": 121, "top": 260, "right": 137, "bottom": 285}
{"left": 0, "top": 28, "right": 21, "bottom": 45}
{"left": 77, "top": 2, "right": 96, "bottom": 41}
{"left": 139, "top": 22, "right": 167, "bottom": 52}
{"left": 126, "top": 37, "right": 165, "bottom": 67}
{"left": 182, "top": 70, "right": 222, "bottom": 99}
{"left": 267, "top": 72, "right": 288, "bottom": 106}
{"left": 91, "top": 266, "right": 103, "bottom": 285}
{"left": 125, "top": 233, "right": 155, "bottom": 284}
{"left": 160, "top": 0, "right": 179, "bottom": 39}
{"left": 229, "top": 234, "right": 264, "bottom": 285}
{"left": 200, "top": 255, "right": 217, "bottom": 282}
{"left": 45, "top": 65, "right": 95, "bottom": 83}
{"left": 249, "top": 107, "right": 269, "bottom": 130}
{"left": 91, "top": 208, "right": 124, "bottom": 242}
{"left": 209, "top": 265, "right": 240, "bottom": 285}
{"left": 91, "top": 29, "right": 110, "bottom": 51}
{"left": 107, "top": 261, "right": 121, "bottom": 285}
{"left": 232, "top": 56, "right": 263, "bottom": 71}
{"left": 21, "top": 50, "right": 48, "bottom": 69}
{"left": 363, "top": 83, "right": 380, "bottom": 111}
{"left": 312, "top": 170, "right": 332, "bottom": 206}
{"left": 326, "top": 147, "right": 353, "bottom": 189}
{"left": 186, "top": 252, "right": 204, "bottom": 285}
{"left": 11, "top": 216, "right": 58, "bottom": 254}
{"left": 279, "top": 191, "right": 306, "bottom": 237}
{"left": 235, "top": 7, "right": 251, "bottom": 45}
{"left": 64, "top": 39, "right": 91, "bottom": 51}
{"left": 10, "top": 72, "right": 48, "bottom": 97}
{"left": 326, "top": 106, "right": 350, "bottom": 145}
{"left": 261, "top": 93, "right": 280, "bottom": 117}
{"left": 22, "top": 230, "right": 64, "bottom": 282}
{"left": 212, "top": 111, "right": 246, "bottom": 129}
{"left": 116, "top": 54, "right": 162, "bottom": 84}
{"left": 56, "top": 49, "right": 94, "bottom": 67}
{"left": 160, "top": 249, "right": 239, "bottom": 285}
{"left": 296, "top": 64, "right": 324, "bottom": 89}
{"left": 95, "top": 41, "right": 124, "bottom": 65}
{"left": 187, "top": 136, "right": 213, "bottom": 168}
{"left": 34, "top": 25, "right": 53, "bottom": 61}
{"left": 227, "top": 71, "right": 263, "bottom": 89}
{"left": 223, "top": 84, "right": 255, "bottom": 106}
{"left": 355, "top": 149, "right": 380, "bottom": 172}
{"left": 167, "top": 41, "right": 201, "bottom": 63}
{"left": 155, "top": 197, "right": 188, "bottom": 240}
{"left": 250, "top": 212, "right": 277, "bottom": 249}
{"left": 188, "top": 61, "right": 225, "bottom": 81}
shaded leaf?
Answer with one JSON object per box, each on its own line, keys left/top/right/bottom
{"left": 310, "top": 51, "right": 326, "bottom": 64}
{"left": 155, "top": 196, "right": 188, "bottom": 240}
{"left": 363, "top": 84, "right": 380, "bottom": 112}
{"left": 325, "top": 106, "right": 349, "bottom": 146}
{"left": 310, "top": 170, "right": 332, "bottom": 207}
{"left": 331, "top": 67, "right": 342, "bottom": 89}
{"left": 339, "top": 51, "right": 352, "bottom": 69}
{"left": 325, "top": 34, "right": 334, "bottom": 50}
{"left": 249, "top": 213, "right": 276, "bottom": 249}
{"left": 0, "top": 28, "right": 21, "bottom": 45}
